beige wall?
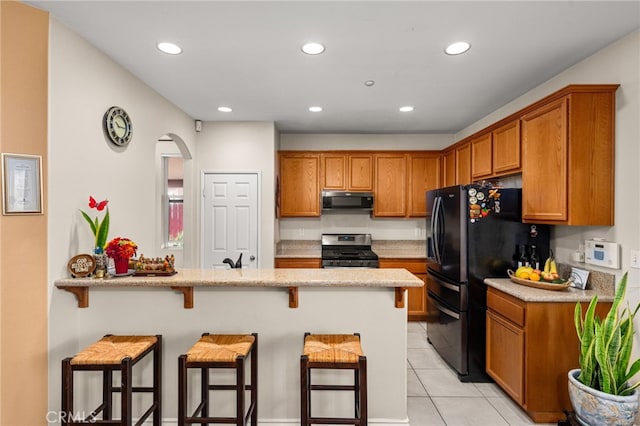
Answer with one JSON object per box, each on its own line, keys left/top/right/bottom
{"left": 0, "top": 2, "right": 48, "bottom": 424}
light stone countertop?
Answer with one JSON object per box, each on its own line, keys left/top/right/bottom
{"left": 55, "top": 268, "right": 424, "bottom": 288}
{"left": 485, "top": 278, "right": 614, "bottom": 303}
{"left": 275, "top": 239, "right": 426, "bottom": 259}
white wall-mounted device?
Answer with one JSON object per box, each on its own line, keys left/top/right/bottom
{"left": 584, "top": 239, "right": 620, "bottom": 269}
{"left": 195, "top": 119, "right": 202, "bottom": 132}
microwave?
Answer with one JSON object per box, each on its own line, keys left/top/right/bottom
{"left": 321, "top": 191, "right": 374, "bottom": 212}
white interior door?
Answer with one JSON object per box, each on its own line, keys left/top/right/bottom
{"left": 202, "top": 173, "right": 259, "bottom": 269}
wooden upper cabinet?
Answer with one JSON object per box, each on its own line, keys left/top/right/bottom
{"left": 471, "top": 121, "right": 521, "bottom": 180}
{"left": 407, "top": 153, "right": 441, "bottom": 217}
{"left": 322, "top": 154, "right": 346, "bottom": 190}
{"left": 455, "top": 143, "right": 471, "bottom": 185}
{"left": 471, "top": 133, "right": 493, "bottom": 179}
{"left": 348, "top": 154, "right": 373, "bottom": 191}
{"left": 321, "top": 153, "right": 373, "bottom": 191}
{"left": 279, "top": 153, "right": 321, "bottom": 217}
{"left": 492, "top": 120, "right": 521, "bottom": 174}
{"left": 521, "top": 85, "right": 617, "bottom": 225}
{"left": 374, "top": 153, "right": 407, "bottom": 217}
{"left": 521, "top": 98, "right": 568, "bottom": 222}
{"left": 442, "top": 149, "right": 456, "bottom": 187}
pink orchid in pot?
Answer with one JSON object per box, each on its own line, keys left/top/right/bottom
{"left": 105, "top": 237, "right": 137, "bottom": 275}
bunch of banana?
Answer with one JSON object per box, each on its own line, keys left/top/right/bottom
{"left": 541, "top": 250, "right": 560, "bottom": 282}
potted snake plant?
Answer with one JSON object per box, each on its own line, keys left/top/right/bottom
{"left": 570, "top": 272, "right": 640, "bottom": 425}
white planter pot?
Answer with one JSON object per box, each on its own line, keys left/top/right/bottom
{"left": 568, "top": 369, "right": 639, "bottom": 426}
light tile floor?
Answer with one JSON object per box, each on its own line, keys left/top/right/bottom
{"left": 407, "top": 321, "right": 557, "bottom": 426}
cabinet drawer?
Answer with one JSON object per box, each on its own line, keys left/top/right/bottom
{"left": 378, "top": 258, "right": 426, "bottom": 274}
{"left": 275, "top": 258, "right": 321, "bottom": 268}
{"left": 487, "top": 288, "right": 525, "bottom": 327}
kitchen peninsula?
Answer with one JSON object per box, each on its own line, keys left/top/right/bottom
{"left": 54, "top": 268, "right": 422, "bottom": 423}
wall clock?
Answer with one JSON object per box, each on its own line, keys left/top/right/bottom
{"left": 103, "top": 106, "right": 133, "bottom": 146}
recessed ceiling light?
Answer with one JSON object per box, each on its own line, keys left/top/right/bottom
{"left": 399, "top": 106, "right": 414, "bottom": 112}
{"left": 364, "top": 80, "right": 375, "bottom": 87}
{"left": 157, "top": 42, "right": 182, "bottom": 55}
{"left": 301, "top": 42, "right": 325, "bottom": 55}
{"left": 217, "top": 106, "right": 232, "bottom": 113}
{"left": 445, "top": 41, "right": 471, "bottom": 55}
{"left": 309, "top": 106, "right": 323, "bottom": 112}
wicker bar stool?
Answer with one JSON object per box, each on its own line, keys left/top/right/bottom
{"left": 178, "top": 333, "right": 258, "bottom": 426}
{"left": 300, "top": 333, "right": 367, "bottom": 426}
{"left": 61, "top": 334, "right": 162, "bottom": 425}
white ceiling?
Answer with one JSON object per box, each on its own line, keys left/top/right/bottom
{"left": 27, "top": 1, "right": 640, "bottom": 134}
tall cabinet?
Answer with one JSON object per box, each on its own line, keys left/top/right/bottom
{"left": 521, "top": 85, "right": 617, "bottom": 225}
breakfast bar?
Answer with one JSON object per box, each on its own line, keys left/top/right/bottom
{"left": 53, "top": 268, "right": 422, "bottom": 424}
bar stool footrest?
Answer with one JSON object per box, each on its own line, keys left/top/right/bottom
{"left": 310, "top": 384, "right": 356, "bottom": 391}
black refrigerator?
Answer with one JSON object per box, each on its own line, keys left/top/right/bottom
{"left": 425, "top": 184, "right": 549, "bottom": 382}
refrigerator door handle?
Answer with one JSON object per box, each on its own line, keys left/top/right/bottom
{"left": 431, "top": 297, "right": 460, "bottom": 320}
{"left": 439, "top": 280, "right": 460, "bottom": 293}
{"left": 432, "top": 196, "right": 442, "bottom": 264}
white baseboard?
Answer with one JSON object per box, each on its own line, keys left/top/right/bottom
{"left": 156, "top": 417, "right": 410, "bottom": 426}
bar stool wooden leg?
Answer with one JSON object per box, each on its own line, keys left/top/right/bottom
{"left": 359, "top": 356, "right": 368, "bottom": 426}
{"left": 250, "top": 333, "right": 258, "bottom": 426}
{"left": 61, "top": 357, "right": 73, "bottom": 426}
{"left": 178, "top": 355, "right": 187, "bottom": 426}
{"left": 102, "top": 369, "right": 113, "bottom": 421}
{"left": 237, "top": 356, "right": 246, "bottom": 426}
{"left": 121, "top": 357, "right": 132, "bottom": 426}
{"left": 300, "top": 355, "right": 310, "bottom": 426}
{"left": 153, "top": 334, "right": 162, "bottom": 426}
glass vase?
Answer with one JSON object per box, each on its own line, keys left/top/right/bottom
{"left": 93, "top": 248, "right": 107, "bottom": 278}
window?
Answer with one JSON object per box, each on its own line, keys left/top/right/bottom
{"left": 163, "top": 155, "right": 184, "bottom": 248}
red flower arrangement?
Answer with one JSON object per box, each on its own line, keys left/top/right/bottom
{"left": 105, "top": 237, "right": 138, "bottom": 259}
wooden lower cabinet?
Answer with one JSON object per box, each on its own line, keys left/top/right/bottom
{"left": 274, "top": 258, "right": 321, "bottom": 268}
{"left": 379, "top": 258, "right": 428, "bottom": 321}
{"left": 486, "top": 287, "right": 611, "bottom": 423}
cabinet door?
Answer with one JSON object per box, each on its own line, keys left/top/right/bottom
{"left": 279, "top": 154, "right": 321, "bottom": 217}
{"left": 322, "top": 154, "right": 346, "bottom": 190}
{"left": 493, "top": 120, "right": 521, "bottom": 174}
{"left": 456, "top": 143, "right": 471, "bottom": 185}
{"left": 348, "top": 154, "right": 373, "bottom": 191}
{"left": 486, "top": 310, "right": 525, "bottom": 405}
{"left": 407, "top": 153, "right": 441, "bottom": 217}
{"left": 379, "top": 258, "right": 427, "bottom": 321}
{"left": 471, "top": 133, "right": 493, "bottom": 179}
{"left": 408, "top": 273, "right": 427, "bottom": 321}
{"left": 443, "top": 150, "right": 456, "bottom": 187}
{"left": 374, "top": 154, "right": 407, "bottom": 217}
{"left": 521, "top": 98, "right": 568, "bottom": 222}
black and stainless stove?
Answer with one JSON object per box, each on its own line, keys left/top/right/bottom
{"left": 321, "top": 233, "right": 379, "bottom": 268}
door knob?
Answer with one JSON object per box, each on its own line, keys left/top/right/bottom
{"left": 250, "top": 255, "right": 255, "bottom": 261}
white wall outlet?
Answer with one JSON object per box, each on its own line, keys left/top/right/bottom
{"left": 631, "top": 250, "right": 640, "bottom": 269}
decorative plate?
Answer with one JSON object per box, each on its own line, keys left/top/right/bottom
{"left": 107, "top": 268, "right": 136, "bottom": 277}
{"left": 507, "top": 270, "right": 572, "bottom": 291}
{"left": 67, "top": 254, "right": 96, "bottom": 278}
{"left": 134, "top": 270, "right": 177, "bottom": 277}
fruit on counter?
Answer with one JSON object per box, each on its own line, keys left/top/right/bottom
{"left": 515, "top": 266, "right": 533, "bottom": 279}
{"left": 529, "top": 271, "right": 541, "bottom": 281}
{"left": 541, "top": 250, "right": 560, "bottom": 282}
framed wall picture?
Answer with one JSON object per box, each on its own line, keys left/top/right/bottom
{"left": 1, "top": 153, "right": 43, "bottom": 215}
